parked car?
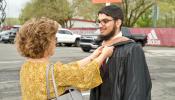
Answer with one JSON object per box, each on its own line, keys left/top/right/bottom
{"left": 56, "top": 28, "right": 81, "bottom": 47}
{"left": 0, "top": 25, "right": 20, "bottom": 43}
{"left": 8, "top": 27, "right": 20, "bottom": 44}
{"left": 80, "top": 27, "right": 147, "bottom": 52}
{"left": 0, "top": 35, "right": 2, "bottom": 41}
{"left": 121, "top": 27, "right": 147, "bottom": 46}
{"left": 80, "top": 30, "right": 101, "bottom": 52}
{"left": 0, "top": 30, "right": 12, "bottom": 43}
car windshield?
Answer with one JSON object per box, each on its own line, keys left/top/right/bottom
{"left": 10, "top": 28, "right": 18, "bottom": 33}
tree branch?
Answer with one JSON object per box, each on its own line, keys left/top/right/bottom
{"left": 130, "top": 3, "right": 154, "bottom": 26}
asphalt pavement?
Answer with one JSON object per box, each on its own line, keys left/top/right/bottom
{"left": 0, "top": 44, "right": 175, "bottom": 100}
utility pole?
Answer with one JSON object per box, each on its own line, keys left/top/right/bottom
{"left": 165, "top": 14, "right": 168, "bottom": 27}
{"left": 152, "top": 0, "right": 158, "bottom": 28}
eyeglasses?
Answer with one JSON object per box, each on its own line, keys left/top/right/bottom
{"left": 96, "top": 19, "right": 114, "bottom": 26}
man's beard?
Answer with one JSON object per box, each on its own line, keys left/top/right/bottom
{"left": 98, "top": 26, "right": 116, "bottom": 41}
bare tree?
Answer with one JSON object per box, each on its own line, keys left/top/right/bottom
{"left": 122, "top": 0, "right": 154, "bottom": 27}
{"left": 19, "top": 0, "right": 73, "bottom": 28}
{"left": 0, "top": 0, "right": 6, "bottom": 26}
{"left": 71, "top": 0, "right": 153, "bottom": 27}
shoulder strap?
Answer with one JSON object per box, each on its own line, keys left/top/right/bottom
{"left": 46, "top": 64, "right": 59, "bottom": 100}
{"left": 46, "top": 64, "right": 82, "bottom": 100}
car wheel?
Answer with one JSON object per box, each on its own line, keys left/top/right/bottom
{"left": 3, "top": 41, "right": 8, "bottom": 43}
{"left": 65, "top": 43, "right": 72, "bottom": 47}
{"left": 75, "top": 39, "right": 80, "bottom": 47}
{"left": 82, "top": 48, "right": 91, "bottom": 52}
{"left": 11, "top": 40, "right": 14, "bottom": 44}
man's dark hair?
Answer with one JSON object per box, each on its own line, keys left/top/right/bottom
{"left": 98, "top": 5, "right": 124, "bottom": 22}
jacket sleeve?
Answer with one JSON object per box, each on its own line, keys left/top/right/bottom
{"left": 123, "top": 45, "right": 152, "bottom": 100}
{"left": 54, "top": 60, "right": 102, "bottom": 90}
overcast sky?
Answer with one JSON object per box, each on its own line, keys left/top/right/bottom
{"left": 5, "top": 0, "right": 31, "bottom": 18}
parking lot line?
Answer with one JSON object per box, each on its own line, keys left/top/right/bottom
{"left": 0, "top": 80, "right": 18, "bottom": 84}
{"left": 0, "top": 60, "right": 22, "bottom": 64}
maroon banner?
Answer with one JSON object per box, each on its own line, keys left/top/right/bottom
{"left": 67, "top": 27, "right": 175, "bottom": 47}
{"left": 130, "top": 28, "right": 175, "bottom": 47}
{"left": 68, "top": 28, "right": 97, "bottom": 35}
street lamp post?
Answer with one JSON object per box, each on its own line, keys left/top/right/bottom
{"left": 152, "top": 0, "right": 158, "bottom": 28}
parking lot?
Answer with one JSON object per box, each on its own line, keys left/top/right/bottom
{"left": 0, "top": 43, "right": 175, "bottom": 100}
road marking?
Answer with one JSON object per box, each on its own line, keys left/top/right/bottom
{"left": 145, "top": 50, "right": 175, "bottom": 57}
{"left": 0, "top": 61, "right": 22, "bottom": 64}
{"left": 0, "top": 80, "right": 18, "bottom": 84}
{"left": 0, "top": 91, "right": 20, "bottom": 94}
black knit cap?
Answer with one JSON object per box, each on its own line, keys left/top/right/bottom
{"left": 98, "top": 5, "right": 124, "bottom": 21}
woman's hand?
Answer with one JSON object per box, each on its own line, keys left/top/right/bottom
{"left": 78, "top": 46, "right": 114, "bottom": 67}
{"left": 94, "top": 46, "right": 114, "bottom": 66}
{"left": 78, "top": 46, "right": 104, "bottom": 67}
{"left": 89, "top": 46, "right": 104, "bottom": 59}
{"left": 101, "top": 46, "right": 114, "bottom": 58}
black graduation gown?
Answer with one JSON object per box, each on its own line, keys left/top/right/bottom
{"left": 90, "top": 41, "right": 152, "bottom": 100}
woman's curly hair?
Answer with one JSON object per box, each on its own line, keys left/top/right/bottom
{"left": 15, "top": 17, "right": 59, "bottom": 59}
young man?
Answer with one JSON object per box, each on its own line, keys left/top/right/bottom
{"left": 90, "top": 5, "right": 152, "bottom": 100}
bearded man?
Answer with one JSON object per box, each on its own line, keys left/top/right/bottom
{"left": 90, "top": 5, "right": 152, "bottom": 100}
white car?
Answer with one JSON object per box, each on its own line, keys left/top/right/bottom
{"left": 0, "top": 30, "right": 11, "bottom": 43}
{"left": 56, "top": 29, "right": 81, "bottom": 47}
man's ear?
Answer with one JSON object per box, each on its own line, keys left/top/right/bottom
{"left": 115, "top": 19, "right": 122, "bottom": 29}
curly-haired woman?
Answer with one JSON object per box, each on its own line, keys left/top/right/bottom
{"left": 15, "top": 17, "right": 114, "bottom": 100}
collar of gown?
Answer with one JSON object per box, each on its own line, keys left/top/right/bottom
{"left": 102, "top": 31, "right": 130, "bottom": 46}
